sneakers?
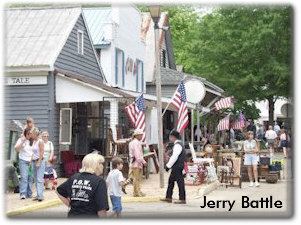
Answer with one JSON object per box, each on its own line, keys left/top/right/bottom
{"left": 255, "top": 182, "right": 260, "bottom": 187}
{"left": 160, "top": 198, "right": 172, "bottom": 203}
{"left": 249, "top": 182, "right": 254, "bottom": 187}
{"left": 20, "top": 195, "right": 26, "bottom": 200}
{"left": 174, "top": 200, "right": 186, "bottom": 204}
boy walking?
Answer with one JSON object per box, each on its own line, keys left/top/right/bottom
{"left": 106, "top": 157, "right": 126, "bottom": 217}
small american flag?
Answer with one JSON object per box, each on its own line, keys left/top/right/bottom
{"left": 171, "top": 80, "right": 189, "bottom": 133}
{"left": 125, "top": 94, "right": 146, "bottom": 141}
{"left": 217, "top": 115, "right": 230, "bottom": 131}
{"left": 215, "top": 97, "right": 234, "bottom": 110}
{"left": 232, "top": 112, "right": 245, "bottom": 130}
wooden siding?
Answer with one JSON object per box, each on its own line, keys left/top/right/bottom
{"left": 4, "top": 73, "right": 61, "bottom": 173}
{"left": 54, "top": 14, "right": 103, "bottom": 82}
{"left": 146, "top": 84, "right": 176, "bottom": 98}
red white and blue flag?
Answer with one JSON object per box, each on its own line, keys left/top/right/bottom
{"left": 232, "top": 112, "right": 246, "bottom": 130}
{"left": 125, "top": 94, "right": 146, "bottom": 141}
{"left": 171, "top": 80, "right": 189, "bottom": 133}
{"left": 214, "top": 97, "right": 234, "bottom": 111}
{"left": 217, "top": 115, "right": 230, "bottom": 131}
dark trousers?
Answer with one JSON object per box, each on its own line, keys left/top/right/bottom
{"left": 166, "top": 167, "right": 186, "bottom": 201}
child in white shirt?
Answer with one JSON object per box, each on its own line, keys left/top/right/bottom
{"left": 106, "top": 157, "right": 125, "bottom": 217}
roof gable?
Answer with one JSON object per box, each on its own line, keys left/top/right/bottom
{"left": 5, "top": 7, "right": 81, "bottom": 71}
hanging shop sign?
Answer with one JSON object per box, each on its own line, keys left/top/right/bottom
{"left": 5, "top": 76, "right": 48, "bottom": 86}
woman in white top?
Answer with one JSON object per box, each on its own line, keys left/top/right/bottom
{"left": 243, "top": 131, "right": 260, "bottom": 187}
{"left": 280, "top": 128, "right": 288, "bottom": 158}
{"left": 41, "top": 131, "right": 54, "bottom": 189}
{"left": 31, "top": 127, "right": 45, "bottom": 201}
{"left": 15, "top": 127, "right": 33, "bottom": 199}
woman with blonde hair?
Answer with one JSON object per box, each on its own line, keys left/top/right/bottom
{"left": 41, "top": 131, "right": 55, "bottom": 189}
{"left": 31, "top": 127, "right": 45, "bottom": 201}
{"left": 57, "top": 153, "right": 109, "bottom": 217}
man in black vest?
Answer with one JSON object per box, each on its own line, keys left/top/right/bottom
{"left": 160, "top": 130, "right": 186, "bottom": 204}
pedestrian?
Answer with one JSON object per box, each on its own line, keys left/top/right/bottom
{"left": 106, "top": 157, "right": 126, "bottom": 217}
{"left": 230, "top": 128, "right": 235, "bottom": 148}
{"left": 256, "top": 124, "right": 264, "bottom": 140}
{"left": 25, "top": 117, "right": 35, "bottom": 130}
{"left": 265, "top": 125, "right": 278, "bottom": 157}
{"left": 128, "top": 129, "right": 147, "bottom": 197}
{"left": 14, "top": 127, "right": 33, "bottom": 199}
{"left": 274, "top": 121, "right": 281, "bottom": 136}
{"left": 31, "top": 127, "right": 46, "bottom": 201}
{"left": 41, "top": 131, "right": 55, "bottom": 189}
{"left": 56, "top": 153, "right": 109, "bottom": 217}
{"left": 160, "top": 129, "right": 186, "bottom": 204}
{"left": 280, "top": 128, "right": 288, "bottom": 158}
{"left": 247, "top": 120, "right": 257, "bottom": 136}
{"left": 243, "top": 131, "right": 260, "bottom": 187}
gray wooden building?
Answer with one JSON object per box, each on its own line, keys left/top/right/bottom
{"left": 4, "top": 7, "right": 127, "bottom": 170}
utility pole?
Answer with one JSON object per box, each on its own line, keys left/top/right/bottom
{"left": 149, "top": 5, "right": 164, "bottom": 188}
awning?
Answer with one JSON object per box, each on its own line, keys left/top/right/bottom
{"left": 55, "top": 73, "right": 121, "bottom": 103}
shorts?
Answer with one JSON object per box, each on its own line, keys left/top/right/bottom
{"left": 110, "top": 195, "right": 122, "bottom": 213}
{"left": 280, "top": 140, "right": 288, "bottom": 148}
{"left": 244, "top": 154, "right": 258, "bottom": 166}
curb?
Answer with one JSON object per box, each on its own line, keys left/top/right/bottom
{"left": 6, "top": 196, "right": 161, "bottom": 216}
{"left": 6, "top": 199, "right": 62, "bottom": 217}
{"left": 196, "top": 180, "right": 220, "bottom": 197}
{"left": 123, "top": 196, "right": 160, "bottom": 203}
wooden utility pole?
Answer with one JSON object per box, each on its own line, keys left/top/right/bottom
{"left": 151, "top": 14, "right": 164, "bottom": 188}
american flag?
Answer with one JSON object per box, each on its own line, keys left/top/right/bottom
{"left": 125, "top": 94, "right": 146, "bottom": 141}
{"left": 232, "top": 112, "right": 245, "bottom": 130}
{"left": 217, "top": 115, "right": 230, "bottom": 131}
{"left": 214, "top": 97, "right": 234, "bottom": 110}
{"left": 171, "top": 81, "right": 189, "bottom": 133}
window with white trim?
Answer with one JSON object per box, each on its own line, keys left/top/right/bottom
{"left": 77, "top": 30, "right": 84, "bottom": 55}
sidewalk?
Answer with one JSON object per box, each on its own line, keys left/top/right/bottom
{"left": 6, "top": 171, "right": 216, "bottom": 216}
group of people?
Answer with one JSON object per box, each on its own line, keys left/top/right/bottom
{"left": 56, "top": 129, "right": 187, "bottom": 217}
{"left": 14, "top": 117, "right": 56, "bottom": 201}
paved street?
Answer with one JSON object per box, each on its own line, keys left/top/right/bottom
{"left": 12, "top": 155, "right": 292, "bottom": 218}
{"left": 15, "top": 180, "right": 292, "bottom": 218}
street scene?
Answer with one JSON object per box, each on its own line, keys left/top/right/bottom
{"left": 4, "top": 3, "right": 293, "bottom": 219}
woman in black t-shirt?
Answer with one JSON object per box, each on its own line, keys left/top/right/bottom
{"left": 57, "top": 153, "right": 109, "bottom": 218}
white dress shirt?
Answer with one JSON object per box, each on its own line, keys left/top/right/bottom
{"left": 166, "top": 140, "right": 183, "bottom": 169}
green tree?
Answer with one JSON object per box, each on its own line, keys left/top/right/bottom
{"left": 166, "top": 6, "right": 292, "bottom": 123}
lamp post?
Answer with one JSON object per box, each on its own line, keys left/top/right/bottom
{"left": 149, "top": 5, "right": 164, "bottom": 188}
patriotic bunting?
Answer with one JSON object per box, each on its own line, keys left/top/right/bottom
{"left": 217, "top": 115, "right": 230, "bottom": 131}
{"left": 232, "top": 112, "right": 246, "bottom": 130}
{"left": 214, "top": 97, "right": 234, "bottom": 110}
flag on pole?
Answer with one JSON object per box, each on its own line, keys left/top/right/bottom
{"left": 214, "top": 97, "right": 234, "bottom": 110}
{"left": 232, "top": 112, "right": 246, "bottom": 130}
{"left": 171, "top": 80, "right": 189, "bottom": 133}
{"left": 125, "top": 94, "right": 146, "bottom": 141}
{"left": 217, "top": 115, "right": 230, "bottom": 131}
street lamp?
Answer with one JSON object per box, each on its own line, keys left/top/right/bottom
{"left": 149, "top": 5, "right": 164, "bottom": 188}
{"left": 149, "top": 5, "right": 161, "bottom": 28}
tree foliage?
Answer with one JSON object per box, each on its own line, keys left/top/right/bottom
{"left": 163, "top": 5, "right": 292, "bottom": 121}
